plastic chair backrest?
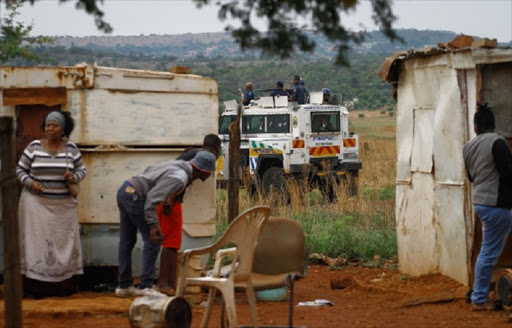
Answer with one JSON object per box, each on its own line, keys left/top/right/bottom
{"left": 216, "top": 206, "right": 271, "bottom": 283}
{"left": 252, "top": 217, "right": 306, "bottom": 276}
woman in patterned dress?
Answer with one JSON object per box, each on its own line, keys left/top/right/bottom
{"left": 16, "top": 110, "right": 87, "bottom": 298}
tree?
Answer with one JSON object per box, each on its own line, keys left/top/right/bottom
{"left": 2, "top": 0, "right": 399, "bottom": 66}
{"left": 194, "top": 0, "right": 401, "bottom": 65}
{"left": 0, "top": 0, "right": 52, "bottom": 62}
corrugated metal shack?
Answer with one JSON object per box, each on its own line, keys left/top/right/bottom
{"left": 379, "top": 37, "right": 512, "bottom": 285}
{"left": 0, "top": 64, "right": 219, "bottom": 273}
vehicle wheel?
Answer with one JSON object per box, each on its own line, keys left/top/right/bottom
{"left": 321, "top": 183, "right": 337, "bottom": 203}
{"left": 347, "top": 171, "right": 358, "bottom": 196}
{"left": 261, "top": 167, "right": 290, "bottom": 204}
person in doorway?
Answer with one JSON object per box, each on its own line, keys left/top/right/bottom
{"left": 16, "top": 110, "right": 87, "bottom": 298}
{"left": 463, "top": 103, "right": 512, "bottom": 311}
{"left": 242, "top": 82, "right": 255, "bottom": 106}
{"left": 155, "top": 134, "right": 221, "bottom": 296}
{"left": 289, "top": 75, "right": 305, "bottom": 105}
{"left": 115, "top": 150, "right": 217, "bottom": 297}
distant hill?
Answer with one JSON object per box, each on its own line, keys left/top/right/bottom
{"left": 5, "top": 29, "right": 498, "bottom": 111}
{"left": 52, "top": 29, "right": 464, "bottom": 59}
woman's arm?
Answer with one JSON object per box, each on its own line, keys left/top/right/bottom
{"left": 68, "top": 142, "right": 87, "bottom": 183}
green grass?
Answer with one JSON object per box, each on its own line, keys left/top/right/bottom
{"left": 291, "top": 210, "right": 396, "bottom": 261}
{"left": 213, "top": 198, "right": 397, "bottom": 266}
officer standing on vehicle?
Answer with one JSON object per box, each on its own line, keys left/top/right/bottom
{"left": 270, "top": 81, "right": 288, "bottom": 97}
{"left": 300, "top": 78, "right": 310, "bottom": 103}
{"left": 242, "top": 82, "right": 255, "bottom": 106}
{"left": 322, "top": 88, "right": 331, "bottom": 104}
{"left": 289, "top": 75, "right": 305, "bottom": 105}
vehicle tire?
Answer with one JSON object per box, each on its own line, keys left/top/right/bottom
{"left": 347, "top": 171, "right": 358, "bottom": 196}
{"left": 261, "top": 167, "right": 290, "bottom": 204}
{"left": 320, "top": 181, "right": 338, "bottom": 203}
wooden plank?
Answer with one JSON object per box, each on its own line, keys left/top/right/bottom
{"left": 0, "top": 117, "right": 23, "bottom": 328}
{"left": 2, "top": 87, "right": 67, "bottom": 106}
{"left": 227, "top": 104, "right": 241, "bottom": 223}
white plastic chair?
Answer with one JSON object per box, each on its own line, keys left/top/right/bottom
{"left": 176, "top": 205, "right": 271, "bottom": 328}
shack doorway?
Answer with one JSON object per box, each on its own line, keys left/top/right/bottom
{"left": 471, "top": 61, "right": 512, "bottom": 284}
{"left": 15, "top": 105, "right": 59, "bottom": 161}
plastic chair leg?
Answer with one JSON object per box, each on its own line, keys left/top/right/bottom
{"left": 219, "top": 285, "right": 238, "bottom": 328}
{"left": 246, "top": 286, "right": 259, "bottom": 328}
{"left": 200, "top": 287, "right": 217, "bottom": 328}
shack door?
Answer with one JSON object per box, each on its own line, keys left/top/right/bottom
{"left": 15, "top": 105, "right": 59, "bottom": 161}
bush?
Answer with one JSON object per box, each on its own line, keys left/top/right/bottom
{"left": 358, "top": 113, "right": 365, "bottom": 118}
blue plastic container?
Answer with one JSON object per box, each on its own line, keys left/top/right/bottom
{"left": 256, "top": 287, "right": 288, "bottom": 302}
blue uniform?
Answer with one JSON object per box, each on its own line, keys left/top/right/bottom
{"left": 243, "top": 90, "right": 255, "bottom": 105}
{"left": 270, "top": 89, "right": 288, "bottom": 97}
{"left": 290, "top": 86, "right": 305, "bottom": 104}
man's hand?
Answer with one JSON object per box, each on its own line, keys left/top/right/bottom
{"left": 149, "top": 225, "right": 162, "bottom": 244}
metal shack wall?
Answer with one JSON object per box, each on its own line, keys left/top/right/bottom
{"left": 395, "top": 54, "right": 471, "bottom": 285}
{"left": 0, "top": 65, "right": 219, "bottom": 270}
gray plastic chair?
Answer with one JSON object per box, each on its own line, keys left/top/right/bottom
{"left": 235, "top": 217, "right": 308, "bottom": 328}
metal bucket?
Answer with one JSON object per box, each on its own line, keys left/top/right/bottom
{"left": 129, "top": 295, "right": 191, "bottom": 328}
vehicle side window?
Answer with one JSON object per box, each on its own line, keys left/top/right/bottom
{"left": 219, "top": 115, "right": 235, "bottom": 134}
{"left": 266, "top": 114, "right": 290, "bottom": 133}
{"left": 243, "top": 115, "right": 265, "bottom": 133}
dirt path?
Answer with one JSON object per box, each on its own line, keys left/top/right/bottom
{"left": 1, "top": 265, "right": 510, "bottom": 328}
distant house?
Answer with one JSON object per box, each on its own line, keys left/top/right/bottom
{"left": 379, "top": 37, "right": 512, "bottom": 285}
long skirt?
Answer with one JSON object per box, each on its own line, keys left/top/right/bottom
{"left": 18, "top": 188, "right": 83, "bottom": 282}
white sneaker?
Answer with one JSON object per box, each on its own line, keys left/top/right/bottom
{"left": 139, "top": 287, "right": 165, "bottom": 297}
{"left": 115, "top": 286, "right": 140, "bottom": 298}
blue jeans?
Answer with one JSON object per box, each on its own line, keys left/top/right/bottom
{"left": 117, "top": 181, "right": 161, "bottom": 289}
{"left": 471, "top": 205, "right": 512, "bottom": 305}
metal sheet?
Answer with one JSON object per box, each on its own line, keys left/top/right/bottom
{"left": 396, "top": 173, "right": 438, "bottom": 276}
{"left": 411, "top": 108, "right": 434, "bottom": 173}
{"left": 395, "top": 76, "right": 414, "bottom": 183}
{"left": 94, "top": 66, "right": 218, "bottom": 94}
{"left": 433, "top": 71, "right": 465, "bottom": 184}
{"left": 466, "top": 70, "right": 477, "bottom": 140}
{"left": 434, "top": 186, "right": 469, "bottom": 285}
{"left": 0, "top": 64, "right": 94, "bottom": 89}
{"left": 69, "top": 89, "right": 217, "bottom": 146}
{"left": 77, "top": 149, "right": 216, "bottom": 233}
{"left": 78, "top": 224, "right": 213, "bottom": 273}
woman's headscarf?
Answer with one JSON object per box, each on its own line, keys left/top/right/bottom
{"left": 45, "top": 111, "right": 66, "bottom": 129}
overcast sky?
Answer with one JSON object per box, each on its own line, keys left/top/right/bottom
{"left": 1, "top": 0, "right": 511, "bottom": 42}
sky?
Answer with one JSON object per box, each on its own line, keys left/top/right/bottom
{"left": 0, "top": 0, "right": 511, "bottom": 42}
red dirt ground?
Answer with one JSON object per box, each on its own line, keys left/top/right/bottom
{"left": 1, "top": 265, "right": 510, "bottom": 328}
